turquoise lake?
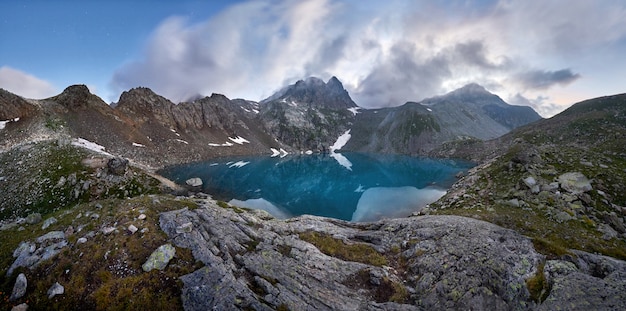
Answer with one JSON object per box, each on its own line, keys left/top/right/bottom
{"left": 158, "top": 153, "right": 473, "bottom": 222}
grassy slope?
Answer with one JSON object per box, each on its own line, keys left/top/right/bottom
{"left": 0, "top": 142, "right": 199, "bottom": 310}
{"left": 428, "top": 93, "right": 626, "bottom": 260}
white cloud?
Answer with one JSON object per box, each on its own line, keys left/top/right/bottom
{"left": 109, "top": 0, "right": 626, "bottom": 116}
{"left": 0, "top": 66, "right": 57, "bottom": 99}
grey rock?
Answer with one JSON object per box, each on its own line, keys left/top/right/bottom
{"left": 36, "top": 231, "right": 65, "bottom": 243}
{"left": 10, "top": 303, "right": 29, "bottom": 311}
{"left": 554, "top": 211, "right": 574, "bottom": 223}
{"left": 160, "top": 203, "right": 542, "bottom": 310}
{"left": 185, "top": 178, "right": 203, "bottom": 187}
{"left": 77, "top": 237, "right": 87, "bottom": 244}
{"left": 523, "top": 176, "right": 537, "bottom": 188}
{"left": 25, "top": 213, "right": 42, "bottom": 225}
{"left": 41, "top": 217, "right": 57, "bottom": 230}
{"left": 101, "top": 226, "right": 116, "bottom": 235}
{"left": 558, "top": 172, "right": 592, "bottom": 194}
{"left": 541, "top": 182, "right": 559, "bottom": 192}
{"left": 175, "top": 222, "right": 193, "bottom": 233}
{"left": 0, "top": 222, "right": 18, "bottom": 231}
{"left": 107, "top": 157, "right": 129, "bottom": 175}
{"left": 597, "top": 223, "right": 619, "bottom": 240}
{"left": 142, "top": 244, "right": 176, "bottom": 272}
{"left": 539, "top": 251, "right": 626, "bottom": 311}
{"left": 506, "top": 198, "right": 521, "bottom": 208}
{"left": 47, "top": 282, "right": 64, "bottom": 299}
{"left": 9, "top": 273, "right": 27, "bottom": 301}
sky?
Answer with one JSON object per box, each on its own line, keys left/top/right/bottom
{"left": 1, "top": 0, "right": 626, "bottom": 117}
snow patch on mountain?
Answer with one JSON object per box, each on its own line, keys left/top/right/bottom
{"left": 72, "top": 138, "right": 112, "bottom": 156}
{"left": 229, "top": 136, "right": 250, "bottom": 145}
{"left": 330, "top": 130, "right": 351, "bottom": 152}
{"left": 0, "top": 117, "right": 19, "bottom": 130}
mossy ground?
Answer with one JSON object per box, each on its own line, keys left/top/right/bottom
{"left": 299, "top": 231, "right": 388, "bottom": 267}
{"left": 0, "top": 195, "right": 203, "bottom": 310}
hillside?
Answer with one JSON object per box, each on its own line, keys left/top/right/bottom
{"left": 427, "top": 93, "right": 626, "bottom": 262}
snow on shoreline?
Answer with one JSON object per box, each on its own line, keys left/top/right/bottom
{"left": 330, "top": 130, "right": 353, "bottom": 170}
{"left": 330, "top": 130, "right": 351, "bottom": 152}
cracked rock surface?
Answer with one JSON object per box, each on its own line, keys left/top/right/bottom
{"left": 160, "top": 199, "right": 547, "bottom": 310}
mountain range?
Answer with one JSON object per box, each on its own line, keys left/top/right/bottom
{"left": 1, "top": 76, "right": 626, "bottom": 310}
{"left": 0, "top": 77, "right": 541, "bottom": 167}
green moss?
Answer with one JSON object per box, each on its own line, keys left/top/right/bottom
{"left": 45, "top": 118, "right": 67, "bottom": 131}
{"left": 299, "top": 231, "right": 388, "bottom": 267}
{"left": 526, "top": 262, "right": 550, "bottom": 303}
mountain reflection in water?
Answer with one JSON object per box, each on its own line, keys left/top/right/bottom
{"left": 158, "top": 153, "right": 473, "bottom": 221}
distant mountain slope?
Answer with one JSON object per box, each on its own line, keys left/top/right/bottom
{"left": 1, "top": 80, "right": 542, "bottom": 166}
{"left": 345, "top": 83, "right": 542, "bottom": 155}
{"left": 259, "top": 77, "right": 357, "bottom": 152}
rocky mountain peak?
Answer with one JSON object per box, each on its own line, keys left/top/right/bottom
{"left": 265, "top": 76, "right": 356, "bottom": 109}
{"left": 443, "top": 83, "right": 496, "bottom": 101}
{"left": 50, "top": 84, "right": 107, "bottom": 110}
{"left": 116, "top": 87, "right": 174, "bottom": 114}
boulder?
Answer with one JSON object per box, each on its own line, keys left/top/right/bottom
{"left": 47, "top": 282, "right": 64, "bottom": 299}
{"left": 107, "top": 157, "right": 129, "bottom": 176}
{"left": 185, "top": 177, "right": 203, "bottom": 187}
{"left": 522, "top": 176, "right": 536, "bottom": 188}
{"left": 142, "top": 244, "right": 176, "bottom": 272}
{"left": 558, "top": 172, "right": 592, "bottom": 194}
{"left": 9, "top": 273, "right": 27, "bottom": 301}
{"left": 25, "top": 213, "right": 42, "bottom": 225}
{"left": 11, "top": 303, "right": 29, "bottom": 311}
{"left": 41, "top": 217, "right": 57, "bottom": 230}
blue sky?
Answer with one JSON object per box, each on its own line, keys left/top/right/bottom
{"left": 1, "top": 0, "right": 626, "bottom": 117}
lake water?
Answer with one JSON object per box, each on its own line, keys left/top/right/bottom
{"left": 158, "top": 153, "right": 473, "bottom": 222}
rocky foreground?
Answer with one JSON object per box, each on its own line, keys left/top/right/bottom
{"left": 160, "top": 197, "right": 626, "bottom": 310}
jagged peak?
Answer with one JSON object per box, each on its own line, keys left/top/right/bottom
{"left": 116, "top": 87, "right": 174, "bottom": 112}
{"left": 122, "top": 87, "right": 160, "bottom": 97}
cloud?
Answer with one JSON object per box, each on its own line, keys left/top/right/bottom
{"left": 0, "top": 66, "right": 57, "bottom": 99}
{"left": 109, "top": 0, "right": 626, "bottom": 115}
{"left": 509, "top": 93, "right": 566, "bottom": 118}
{"left": 110, "top": 0, "right": 348, "bottom": 102}
{"left": 513, "top": 69, "right": 581, "bottom": 90}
